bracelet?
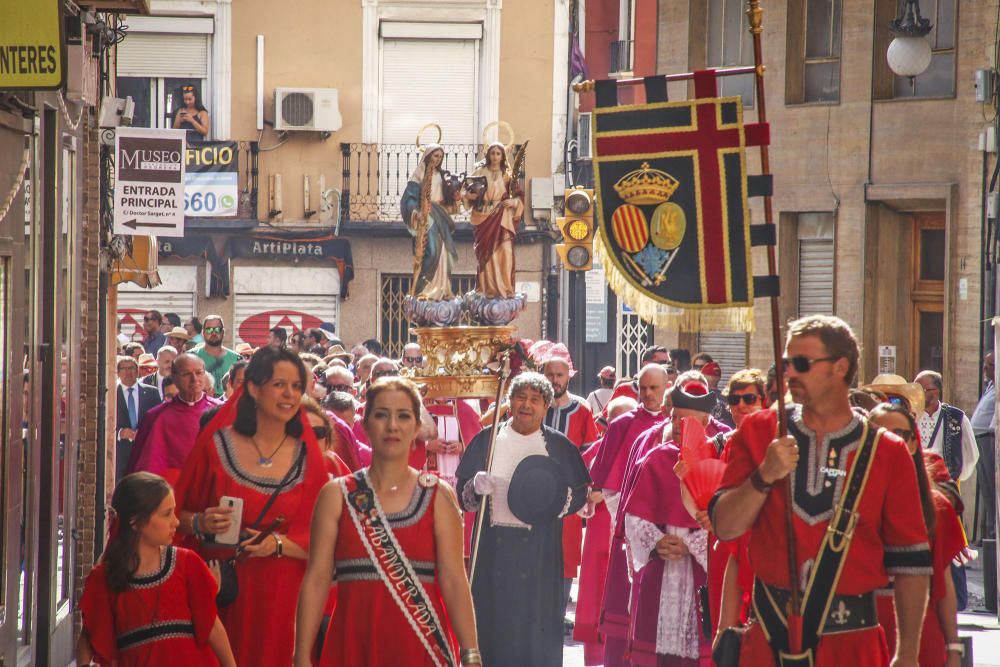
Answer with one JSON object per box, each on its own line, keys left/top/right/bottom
{"left": 945, "top": 641, "right": 965, "bottom": 656}
{"left": 749, "top": 468, "right": 773, "bottom": 494}
{"left": 273, "top": 533, "right": 284, "bottom": 558}
{"left": 460, "top": 648, "right": 482, "bottom": 665}
{"left": 192, "top": 512, "right": 204, "bottom": 539}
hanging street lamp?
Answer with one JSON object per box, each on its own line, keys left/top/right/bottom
{"left": 886, "top": 0, "right": 934, "bottom": 79}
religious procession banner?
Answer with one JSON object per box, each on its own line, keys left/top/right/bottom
{"left": 591, "top": 70, "right": 776, "bottom": 332}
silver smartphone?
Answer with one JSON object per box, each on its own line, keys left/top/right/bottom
{"left": 216, "top": 496, "right": 244, "bottom": 546}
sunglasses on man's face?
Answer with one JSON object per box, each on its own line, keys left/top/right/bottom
{"left": 372, "top": 369, "right": 399, "bottom": 379}
{"left": 403, "top": 356, "right": 423, "bottom": 364}
{"left": 204, "top": 326, "right": 224, "bottom": 334}
{"left": 727, "top": 393, "right": 761, "bottom": 406}
{"left": 328, "top": 383, "right": 352, "bottom": 393}
{"left": 781, "top": 355, "right": 839, "bottom": 374}
{"left": 312, "top": 425, "right": 330, "bottom": 440}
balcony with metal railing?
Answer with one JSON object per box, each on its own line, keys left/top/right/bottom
{"left": 608, "top": 39, "right": 634, "bottom": 78}
{"left": 339, "top": 142, "right": 523, "bottom": 226}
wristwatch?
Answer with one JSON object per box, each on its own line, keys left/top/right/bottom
{"left": 750, "top": 468, "right": 773, "bottom": 494}
{"left": 946, "top": 641, "right": 965, "bottom": 656}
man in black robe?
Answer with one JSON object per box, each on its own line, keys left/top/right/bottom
{"left": 457, "top": 371, "right": 591, "bottom": 666}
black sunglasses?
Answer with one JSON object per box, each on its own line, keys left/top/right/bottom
{"left": 312, "top": 425, "right": 330, "bottom": 440}
{"left": 328, "top": 383, "right": 352, "bottom": 393}
{"left": 403, "top": 355, "right": 423, "bottom": 363}
{"left": 781, "top": 355, "right": 839, "bottom": 374}
{"left": 727, "top": 393, "right": 761, "bottom": 406}
{"left": 372, "top": 369, "right": 399, "bottom": 379}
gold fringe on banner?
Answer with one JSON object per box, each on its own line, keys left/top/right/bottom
{"left": 593, "top": 231, "right": 755, "bottom": 333}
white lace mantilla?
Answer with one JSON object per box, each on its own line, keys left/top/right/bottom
{"left": 624, "top": 515, "right": 707, "bottom": 659}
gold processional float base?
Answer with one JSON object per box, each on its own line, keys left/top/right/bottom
{"left": 402, "top": 326, "right": 515, "bottom": 399}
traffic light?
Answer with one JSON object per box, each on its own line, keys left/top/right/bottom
{"left": 555, "top": 187, "right": 595, "bottom": 271}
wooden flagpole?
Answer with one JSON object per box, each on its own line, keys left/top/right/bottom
{"left": 469, "top": 353, "right": 511, "bottom": 586}
{"left": 745, "top": 0, "right": 801, "bottom": 652}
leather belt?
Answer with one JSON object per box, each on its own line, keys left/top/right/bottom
{"left": 761, "top": 584, "right": 878, "bottom": 635}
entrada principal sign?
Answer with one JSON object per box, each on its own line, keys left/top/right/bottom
{"left": 0, "top": 0, "right": 64, "bottom": 90}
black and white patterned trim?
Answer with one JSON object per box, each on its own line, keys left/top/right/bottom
{"left": 884, "top": 542, "right": 933, "bottom": 575}
{"left": 117, "top": 620, "right": 196, "bottom": 651}
{"left": 383, "top": 482, "right": 433, "bottom": 529}
{"left": 788, "top": 405, "right": 864, "bottom": 526}
{"left": 214, "top": 429, "right": 306, "bottom": 495}
{"left": 335, "top": 557, "right": 436, "bottom": 583}
{"left": 129, "top": 546, "right": 176, "bottom": 589}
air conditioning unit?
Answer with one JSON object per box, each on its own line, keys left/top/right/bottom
{"left": 274, "top": 87, "right": 343, "bottom": 132}
{"left": 577, "top": 112, "right": 593, "bottom": 159}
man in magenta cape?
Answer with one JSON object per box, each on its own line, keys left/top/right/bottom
{"left": 621, "top": 380, "right": 721, "bottom": 666}
{"left": 600, "top": 371, "right": 729, "bottom": 667}
{"left": 128, "top": 352, "right": 221, "bottom": 476}
{"left": 587, "top": 364, "right": 669, "bottom": 667}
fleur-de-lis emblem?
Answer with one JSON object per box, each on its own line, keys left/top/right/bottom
{"left": 830, "top": 600, "right": 851, "bottom": 625}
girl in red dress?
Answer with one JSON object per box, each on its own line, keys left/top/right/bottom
{"left": 77, "top": 473, "right": 236, "bottom": 667}
{"left": 173, "top": 347, "right": 331, "bottom": 667}
{"left": 869, "top": 403, "right": 965, "bottom": 667}
{"left": 295, "top": 378, "right": 481, "bottom": 667}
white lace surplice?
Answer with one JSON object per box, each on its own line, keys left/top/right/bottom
{"left": 624, "top": 515, "right": 708, "bottom": 660}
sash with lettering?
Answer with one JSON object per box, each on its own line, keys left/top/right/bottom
{"left": 339, "top": 470, "right": 457, "bottom": 667}
{"left": 590, "top": 70, "right": 778, "bottom": 331}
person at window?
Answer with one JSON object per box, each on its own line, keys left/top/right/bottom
{"left": 173, "top": 85, "right": 210, "bottom": 141}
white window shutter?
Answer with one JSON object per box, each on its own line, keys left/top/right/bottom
{"left": 118, "top": 33, "right": 209, "bottom": 78}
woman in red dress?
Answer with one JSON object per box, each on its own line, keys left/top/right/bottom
{"left": 77, "top": 473, "right": 236, "bottom": 667}
{"left": 869, "top": 403, "right": 965, "bottom": 667}
{"left": 173, "top": 347, "right": 331, "bottom": 667}
{"left": 295, "top": 378, "right": 481, "bottom": 667}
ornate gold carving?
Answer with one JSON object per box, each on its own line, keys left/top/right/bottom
{"left": 746, "top": 1, "right": 763, "bottom": 35}
{"left": 401, "top": 325, "right": 516, "bottom": 399}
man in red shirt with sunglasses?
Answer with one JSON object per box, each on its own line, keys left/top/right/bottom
{"left": 710, "top": 315, "right": 931, "bottom": 667}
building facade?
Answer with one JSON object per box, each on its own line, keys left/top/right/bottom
{"left": 114, "top": 0, "right": 573, "bottom": 357}
{"left": 569, "top": 0, "right": 994, "bottom": 412}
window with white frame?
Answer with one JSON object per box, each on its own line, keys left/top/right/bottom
{"left": 116, "top": 16, "right": 214, "bottom": 138}
{"left": 379, "top": 22, "right": 482, "bottom": 145}
{"left": 707, "top": 0, "right": 755, "bottom": 107}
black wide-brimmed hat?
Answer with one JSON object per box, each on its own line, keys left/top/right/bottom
{"left": 507, "top": 455, "right": 568, "bottom": 526}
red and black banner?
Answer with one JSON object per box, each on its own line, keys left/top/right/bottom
{"left": 591, "top": 70, "right": 775, "bottom": 322}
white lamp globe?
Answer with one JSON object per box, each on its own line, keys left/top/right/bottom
{"left": 886, "top": 35, "right": 933, "bottom": 78}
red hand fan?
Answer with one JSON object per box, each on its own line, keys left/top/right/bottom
{"left": 679, "top": 417, "right": 715, "bottom": 465}
{"left": 682, "top": 458, "right": 727, "bottom": 511}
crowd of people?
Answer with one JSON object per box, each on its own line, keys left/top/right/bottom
{"left": 85, "top": 310, "right": 995, "bottom": 666}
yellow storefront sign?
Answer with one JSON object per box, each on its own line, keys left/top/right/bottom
{"left": 0, "top": 0, "right": 64, "bottom": 90}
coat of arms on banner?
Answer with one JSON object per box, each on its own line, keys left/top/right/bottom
{"left": 591, "top": 76, "right": 774, "bottom": 332}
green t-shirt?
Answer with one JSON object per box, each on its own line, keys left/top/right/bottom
{"left": 192, "top": 345, "right": 241, "bottom": 396}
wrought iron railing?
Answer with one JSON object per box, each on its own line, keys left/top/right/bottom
{"left": 609, "top": 39, "right": 634, "bottom": 76}
{"left": 340, "top": 143, "right": 485, "bottom": 224}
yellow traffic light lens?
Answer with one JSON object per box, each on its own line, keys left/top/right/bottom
{"left": 567, "top": 220, "right": 590, "bottom": 240}
{"left": 567, "top": 245, "right": 591, "bottom": 268}
{"left": 566, "top": 190, "right": 591, "bottom": 215}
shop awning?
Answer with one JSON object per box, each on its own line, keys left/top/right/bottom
{"left": 110, "top": 235, "right": 161, "bottom": 288}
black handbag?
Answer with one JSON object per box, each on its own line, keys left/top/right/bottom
{"left": 212, "top": 447, "right": 305, "bottom": 607}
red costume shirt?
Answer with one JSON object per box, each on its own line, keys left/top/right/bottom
{"left": 80, "top": 546, "right": 220, "bottom": 666}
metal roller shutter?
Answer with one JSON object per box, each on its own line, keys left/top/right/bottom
{"left": 696, "top": 332, "right": 748, "bottom": 383}
{"left": 118, "top": 32, "right": 210, "bottom": 78}
{"left": 380, "top": 37, "right": 478, "bottom": 144}
{"left": 798, "top": 238, "right": 834, "bottom": 316}
{"left": 232, "top": 266, "right": 340, "bottom": 347}
{"left": 117, "top": 265, "right": 198, "bottom": 339}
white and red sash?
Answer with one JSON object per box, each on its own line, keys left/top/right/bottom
{"left": 340, "top": 470, "right": 456, "bottom": 667}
